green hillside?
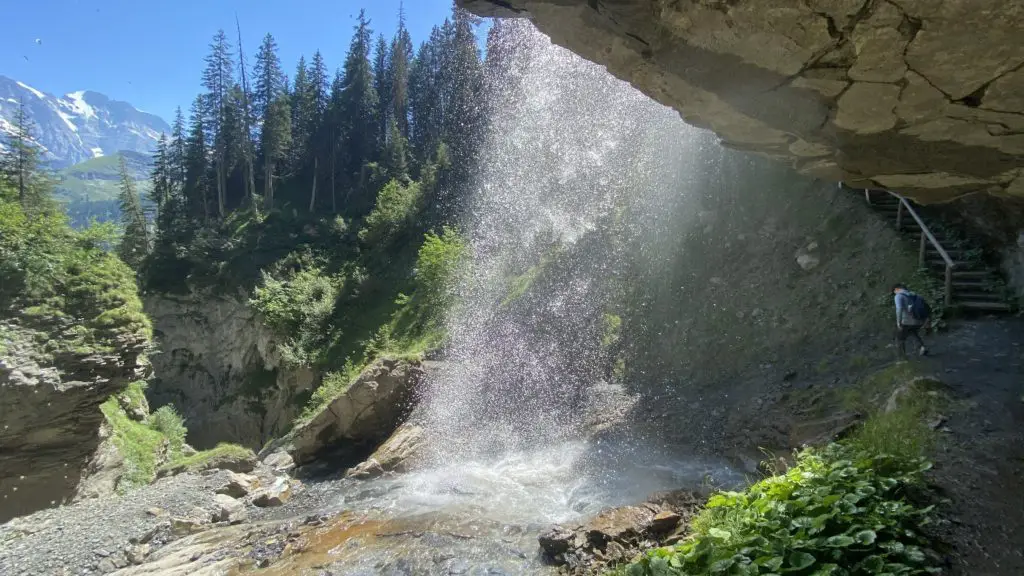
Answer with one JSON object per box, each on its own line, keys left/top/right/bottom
{"left": 55, "top": 151, "right": 152, "bottom": 227}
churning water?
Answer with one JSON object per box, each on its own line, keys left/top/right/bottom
{"left": 310, "top": 22, "right": 741, "bottom": 574}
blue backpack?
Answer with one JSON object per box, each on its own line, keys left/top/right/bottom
{"left": 908, "top": 292, "right": 931, "bottom": 321}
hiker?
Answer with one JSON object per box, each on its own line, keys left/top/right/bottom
{"left": 892, "top": 283, "right": 930, "bottom": 357}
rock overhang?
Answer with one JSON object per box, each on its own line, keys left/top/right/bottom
{"left": 459, "top": 0, "right": 1024, "bottom": 205}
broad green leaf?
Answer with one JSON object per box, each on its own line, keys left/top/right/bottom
{"left": 708, "top": 527, "right": 732, "bottom": 540}
{"left": 710, "top": 558, "right": 735, "bottom": 573}
{"left": 854, "top": 529, "right": 877, "bottom": 544}
{"left": 824, "top": 535, "right": 855, "bottom": 547}
{"left": 786, "top": 551, "right": 816, "bottom": 570}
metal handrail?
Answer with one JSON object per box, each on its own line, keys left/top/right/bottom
{"left": 872, "top": 189, "right": 955, "bottom": 306}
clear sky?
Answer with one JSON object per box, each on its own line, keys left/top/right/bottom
{"left": 0, "top": 0, "right": 467, "bottom": 123}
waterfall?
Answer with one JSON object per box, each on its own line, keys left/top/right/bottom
{"left": 420, "top": 22, "right": 707, "bottom": 463}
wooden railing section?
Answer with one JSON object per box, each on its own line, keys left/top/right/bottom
{"left": 865, "top": 189, "right": 955, "bottom": 306}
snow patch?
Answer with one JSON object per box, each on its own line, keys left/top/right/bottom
{"left": 65, "top": 91, "right": 96, "bottom": 119}
{"left": 16, "top": 81, "right": 45, "bottom": 99}
{"left": 91, "top": 147, "right": 104, "bottom": 158}
{"left": 57, "top": 109, "right": 78, "bottom": 133}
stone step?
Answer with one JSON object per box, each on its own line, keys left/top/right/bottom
{"left": 956, "top": 300, "right": 1014, "bottom": 312}
{"left": 953, "top": 291, "right": 1006, "bottom": 302}
{"left": 951, "top": 279, "right": 990, "bottom": 289}
{"left": 950, "top": 270, "right": 993, "bottom": 278}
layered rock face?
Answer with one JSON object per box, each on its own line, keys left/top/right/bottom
{"left": 461, "top": 0, "right": 1024, "bottom": 203}
{"left": 0, "top": 325, "right": 148, "bottom": 522}
{"left": 145, "top": 294, "right": 317, "bottom": 450}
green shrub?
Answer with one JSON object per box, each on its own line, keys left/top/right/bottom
{"left": 251, "top": 264, "right": 341, "bottom": 365}
{"left": 148, "top": 405, "right": 187, "bottom": 455}
{"left": 358, "top": 178, "right": 422, "bottom": 247}
{"left": 620, "top": 443, "right": 939, "bottom": 575}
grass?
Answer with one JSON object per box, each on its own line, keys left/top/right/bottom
{"left": 159, "top": 443, "right": 254, "bottom": 475}
{"left": 100, "top": 395, "right": 168, "bottom": 491}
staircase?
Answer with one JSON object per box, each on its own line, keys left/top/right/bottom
{"left": 861, "top": 188, "right": 1014, "bottom": 314}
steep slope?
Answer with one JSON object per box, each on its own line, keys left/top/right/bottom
{"left": 0, "top": 76, "right": 168, "bottom": 167}
{"left": 56, "top": 151, "right": 153, "bottom": 227}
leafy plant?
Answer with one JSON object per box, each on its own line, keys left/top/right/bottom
{"left": 148, "top": 405, "right": 188, "bottom": 456}
{"left": 620, "top": 443, "right": 940, "bottom": 575}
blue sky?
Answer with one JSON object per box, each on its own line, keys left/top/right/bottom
{"left": 0, "top": 0, "right": 472, "bottom": 123}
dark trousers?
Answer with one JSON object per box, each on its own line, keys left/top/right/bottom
{"left": 896, "top": 324, "right": 925, "bottom": 356}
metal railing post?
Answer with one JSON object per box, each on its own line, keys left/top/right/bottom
{"left": 945, "top": 265, "right": 954, "bottom": 307}
{"left": 896, "top": 200, "right": 903, "bottom": 230}
{"left": 919, "top": 231, "right": 927, "bottom": 268}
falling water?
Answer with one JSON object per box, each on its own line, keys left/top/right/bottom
{"left": 299, "top": 22, "right": 742, "bottom": 575}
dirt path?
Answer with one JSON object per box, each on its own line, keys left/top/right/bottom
{"left": 920, "top": 318, "right": 1024, "bottom": 575}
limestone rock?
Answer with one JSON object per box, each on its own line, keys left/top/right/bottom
{"left": 585, "top": 505, "right": 655, "bottom": 547}
{"left": 458, "top": 0, "right": 1024, "bottom": 202}
{"left": 0, "top": 322, "right": 148, "bottom": 522}
{"left": 261, "top": 449, "right": 295, "bottom": 474}
{"left": 170, "top": 508, "right": 211, "bottom": 536}
{"left": 538, "top": 526, "right": 577, "bottom": 557}
{"left": 144, "top": 294, "right": 318, "bottom": 450}
{"left": 345, "top": 423, "right": 424, "bottom": 479}
{"left": 262, "top": 358, "right": 426, "bottom": 466}
{"left": 72, "top": 422, "right": 126, "bottom": 502}
{"left": 649, "top": 511, "right": 682, "bottom": 534}
{"left": 212, "top": 494, "right": 247, "bottom": 524}
{"left": 796, "top": 253, "right": 821, "bottom": 271}
{"left": 214, "top": 471, "right": 260, "bottom": 498}
{"left": 251, "top": 477, "right": 293, "bottom": 507}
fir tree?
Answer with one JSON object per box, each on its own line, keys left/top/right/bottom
{"left": 390, "top": 3, "right": 413, "bottom": 138}
{"left": 0, "top": 98, "right": 48, "bottom": 210}
{"left": 150, "top": 134, "right": 172, "bottom": 213}
{"left": 117, "top": 154, "right": 151, "bottom": 269}
{"left": 202, "top": 29, "right": 235, "bottom": 218}
{"left": 184, "top": 96, "right": 210, "bottom": 223}
{"left": 168, "top": 107, "right": 187, "bottom": 188}
{"left": 253, "top": 34, "right": 289, "bottom": 208}
{"left": 373, "top": 34, "right": 391, "bottom": 148}
{"left": 338, "top": 10, "right": 379, "bottom": 215}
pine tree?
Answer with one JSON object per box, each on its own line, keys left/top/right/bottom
{"left": 306, "top": 51, "right": 330, "bottom": 212}
{"left": 150, "top": 134, "right": 172, "bottom": 213}
{"left": 202, "top": 29, "right": 235, "bottom": 218}
{"left": 383, "top": 116, "right": 408, "bottom": 181}
{"left": 253, "top": 34, "right": 289, "bottom": 208}
{"left": 338, "top": 10, "right": 379, "bottom": 215}
{"left": 235, "top": 17, "right": 257, "bottom": 210}
{"left": 409, "top": 30, "right": 442, "bottom": 166}
{"left": 290, "top": 55, "right": 311, "bottom": 174}
{"left": 373, "top": 34, "right": 391, "bottom": 149}
{"left": 184, "top": 96, "right": 210, "bottom": 223}
{"left": 117, "top": 154, "right": 151, "bottom": 269}
{"left": 390, "top": 3, "right": 413, "bottom": 138}
{"left": 324, "top": 70, "right": 346, "bottom": 214}
{"left": 168, "top": 107, "right": 187, "bottom": 188}
{"left": 0, "top": 98, "right": 48, "bottom": 210}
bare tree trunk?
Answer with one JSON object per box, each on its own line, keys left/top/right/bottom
{"left": 309, "top": 156, "right": 318, "bottom": 213}
{"left": 330, "top": 150, "right": 337, "bottom": 214}
{"left": 265, "top": 160, "right": 274, "bottom": 210}
{"left": 216, "top": 160, "right": 226, "bottom": 218}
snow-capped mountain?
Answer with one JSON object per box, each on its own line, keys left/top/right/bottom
{"left": 0, "top": 75, "right": 169, "bottom": 168}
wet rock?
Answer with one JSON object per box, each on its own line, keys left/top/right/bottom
{"left": 586, "top": 505, "right": 654, "bottom": 548}
{"left": 346, "top": 423, "right": 425, "bottom": 479}
{"left": 215, "top": 471, "right": 260, "bottom": 498}
{"left": 538, "top": 525, "right": 576, "bottom": 557}
{"left": 212, "top": 494, "right": 247, "bottom": 524}
{"left": 251, "top": 477, "right": 293, "bottom": 507}
{"left": 650, "top": 511, "right": 682, "bottom": 534}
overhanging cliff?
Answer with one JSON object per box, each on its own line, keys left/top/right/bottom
{"left": 460, "top": 0, "right": 1024, "bottom": 203}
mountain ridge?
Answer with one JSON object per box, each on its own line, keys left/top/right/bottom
{"left": 0, "top": 75, "right": 169, "bottom": 168}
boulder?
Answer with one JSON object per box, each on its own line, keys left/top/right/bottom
{"left": 585, "top": 505, "right": 655, "bottom": 548}
{"left": 214, "top": 471, "right": 260, "bottom": 498}
{"left": 538, "top": 525, "right": 577, "bottom": 557}
{"left": 261, "top": 449, "right": 295, "bottom": 474}
{"left": 261, "top": 358, "right": 425, "bottom": 466}
{"left": 170, "top": 508, "right": 211, "bottom": 536}
{"left": 458, "top": 0, "right": 1024, "bottom": 203}
{"left": 212, "top": 494, "right": 247, "bottom": 524}
{"left": 157, "top": 447, "right": 257, "bottom": 478}
{"left": 345, "top": 423, "right": 424, "bottom": 479}
{"left": 251, "top": 477, "right": 293, "bottom": 508}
